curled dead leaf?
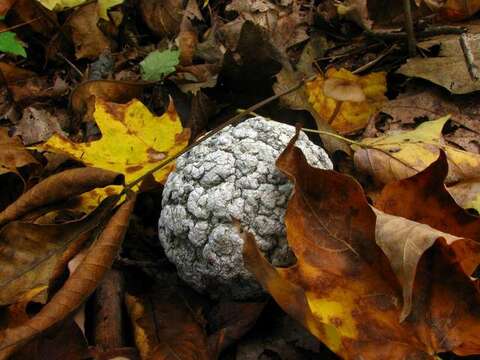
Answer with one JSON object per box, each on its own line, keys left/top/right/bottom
{"left": 0, "top": 195, "right": 118, "bottom": 306}
{"left": 0, "top": 167, "right": 123, "bottom": 227}
{"left": 243, "top": 131, "right": 480, "bottom": 358}
{"left": 0, "top": 191, "right": 135, "bottom": 360}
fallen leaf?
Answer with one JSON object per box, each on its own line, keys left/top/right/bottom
{"left": 70, "top": 79, "right": 150, "bottom": 115}
{"left": 0, "top": 195, "right": 116, "bottom": 306}
{"left": 37, "top": 0, "right": 123, "bottom": 19}
{"left": 140, "top": 49, "right": 180, "bottom": 81}
{"left": 448, "top": 179, "right": 480, "bottom": 212}
{"left": 421, "top": 0, "right": 480, "bottom": 19}
{"left": 139, "top": 0, "right": 183, "bottom": 38}
{"left": 397, "top": 32, "right": 480, "bottom": 94}
{"left": 306, "top": 68, "right": 387, "bottom": 134}
{"left": 354, "top": 116, "right": 480, "bottom": 185}
{"left": 243, "top": 131, "right": 480, "bottom": 358}
{"left": 0, "top": 0, "right": 16, "bottom": 16}
{"left": 67, "top": 3, "right": 113, "bottom": 60}
{"left": 375, "top": 151, "right": 480, "bottom": 239}
{"left": 37, "top": 98, "right": 190, "bottom": 188}
{"left": 0, "top": 167, "right": 123, "bottom": 226}
{"left": 0, "top": 191, "right": 135, "bottom": 360}
{"left": 13, "top": 106, "right": 67, "bottom": 146}
{"left": 207, "top": 302, "right": 266, "bottom": 354}
{"left": 0, "top": 128, "right": 38, "bottom": 176}
{"left": 379, "top": 86, "right": 480, "bottom": 136}
{"left": 125, "top": 285, "right": 211, "bottom": 360}
{"left": 9, "top": 321, "right": 90, "bottom": 360}
{"left": 0, "top": 32, "right": 26, "bottom": 57}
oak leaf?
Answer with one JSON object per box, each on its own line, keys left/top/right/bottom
{"left": 243, "top": 132, "right": 480, "bottom": 359}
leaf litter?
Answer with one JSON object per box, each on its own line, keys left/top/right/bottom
{"left": 1, "top": 0, "right": 480, "bottom": 359}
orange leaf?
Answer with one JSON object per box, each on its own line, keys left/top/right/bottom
{"left": 243, "top": 132, "right": 480, "bottom": 358}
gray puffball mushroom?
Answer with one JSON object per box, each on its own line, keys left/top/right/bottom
{"left": 158, "top": 117, "right": 332, "bottom": 299}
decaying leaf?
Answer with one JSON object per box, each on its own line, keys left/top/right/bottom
{"left": 37, "top": 0, "right": 123, "bottom": 19}
{"left": 70, "top": 79, "right": 151, "bottom": 115}
{"left": 421, "top": 0, "right": 480, "bottom": 19}
{"left": 0, "top": 128, "right": 38, "bottom": 173}
{"left": 207, "top": 302, "right": 266, "bottom": 354}
{"left": 0, "top": 195, "right": 117, "bottom": 306}
{"left": 306, "top": 68, "right": 387, "bottom": 134}
{"left": 397, "top": 32, "right": 480, "bottom": 94}
{"left": 448, "top": 179, "right": 480, "bottom": 213}
{"left": 0, "top": 191, "right": 135, "bottom": 360}
{"left": 0, "top": 167, "right": 123, "bottom": 226}
{"left": 375, "top": 151, "right": 480, "bottom": 239}
{"left": 67, "top": 3, "right": 113, "bottom": 60}
{"left": 125, "top": 285, "right": 211, "bottom": 360}
{"left": 37, "top": 98, "right": 190, "bottom": 188}
{"left": 243, "top": 132, "right": 480, "bottom": 359}
{"left": 139, "top": 0, "right": 183, "bottom": 38}
{"left": 354, "top": 116, "right": 480, "bottom": 185}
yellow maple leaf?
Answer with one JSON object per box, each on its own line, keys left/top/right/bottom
{"left": 306, "top": 68, "right": 387, "bottom": 134}
{"left": 37, "top": 98, "right": 189, "bottom": 211}
{"left": 36, "top": 0, "right": 122, "bottom": 19}
{"left": 353, "top": 116, "right": 480, "bottom": 185}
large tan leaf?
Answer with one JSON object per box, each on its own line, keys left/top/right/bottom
{"left": 243, "top": 132, "right": 480, "bottom": 359}
{"left": 0, "top": 191, "right": 135, "bottom": 359}
{"left": 354, "top": 116, "right": 480, "bottom": 185}
{"left": 125, "top": 285, "right": 211, "bottom": 360}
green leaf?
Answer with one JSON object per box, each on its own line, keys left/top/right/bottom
{"left": 140, "top": 49, "right": 179, "bottom": 81}
{"left": 0, "top": 32, "right": 26, "bottom": 57}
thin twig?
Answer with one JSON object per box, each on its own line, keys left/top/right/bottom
{"left": 0, "top": 18, "right": 42, "bottom": 33}
{"left": 122, "top": 75, "right": 316, "bottom": 192}
{"left": 57, "top": 52, "right": 83, "bottom": 78}
{"left": 459, "top": 33, "right": 480, "bottom": 81}
{"left": 353, "top": 45, "right": 398, "bottom": 74}
{"left": 403, "top": 0, "right": 417, "bottom": 57}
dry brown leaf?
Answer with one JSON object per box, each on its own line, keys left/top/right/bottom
{"left": 68, "top": 3, "right": 113, "bottom": 59}
{"left": 448, "top": 179, "right": 480, "bottom": 212}
{"left": 374, "top": 151, "right": 480, "bottom": 240}
{"left": 243, "top": 131, "right": 480, "bottom": 358}
{"left": 125, "top": 285, "right": 212, "bottom": 360}
{"left": 0, "top": 196, "right": 117, "bottom": 306}
{"left": 13, "top": 107, "right": 67, "bottom": 146}
{"left": 139, "top": 0, "right": 183, "bottom": 38}
{"left": 9, "top": 321, "right": 90, "bottom": 360}
{"left": 374, "top": 208, "right": 480, "bottom": 321}
{"left": 70, "top": 79, "right": 150, "bottom": 115}
{"left": 0, "top": 167, "right": 123, "bottom": 227}
{"left": 0, "top": 128, "right": 38, "bottom": 175}
{"left": 177, "top": 18, "right": 197, "bottom": 66}
{"left": 207, "top": 302, "right": 266, "bottom": 355}
{"left": 0, "top": 191, "right": 135, "bottom": 359}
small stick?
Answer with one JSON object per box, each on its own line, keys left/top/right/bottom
{"left": 93, "top": 269, "right": 125, "bottom": 351}
{"left": 459, "top": 33, "right": 480, "bottom": 81}
{"left": 403, "top": 0, "right": 417, "bottom": 56}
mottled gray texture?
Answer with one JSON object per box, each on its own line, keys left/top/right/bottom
{"left": 158, "top": 117, "right": 332, "bottom": 299}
